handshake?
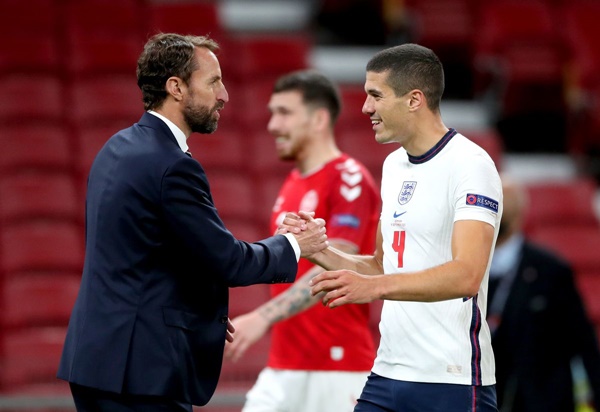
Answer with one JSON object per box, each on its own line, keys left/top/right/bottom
{"left": 277, "top": 211, "right": 329, "bottom": 258}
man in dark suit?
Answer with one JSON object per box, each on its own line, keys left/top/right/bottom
{"left": 57, "top": 33, "right": 329, "bottom": 411}
{"left": 488, "top": 176, "right": 600, "bottom": 411}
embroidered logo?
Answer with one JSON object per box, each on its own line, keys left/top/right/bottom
{"left": 398, "top": 181, "right": 417, "bottom": 205}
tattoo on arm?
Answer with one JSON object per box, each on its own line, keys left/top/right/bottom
{"left": 258, "top": 266, "right": 324, "bottom": 324}
{"left": 257, "top": 241, "right": 359, "bottom": 325}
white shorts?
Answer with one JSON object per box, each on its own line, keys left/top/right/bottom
{"left": 242, "top": 368, "right": 370, "bottom": 412}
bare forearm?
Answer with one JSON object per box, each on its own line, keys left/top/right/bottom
{"left": 377, "top": 259, "right": 483, "bottom": 302}
{"left": 308, "top": 246, "right": 383, "bottom": 275}
{"left": 257, "top": 266, "right": 324, "bottom": 325}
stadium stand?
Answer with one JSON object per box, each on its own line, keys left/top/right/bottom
{"left": 0, "top": 125, "right": 73, "bottom": 175}
{"left": 523, "top": 177, "right": 600, "bottom": 234}
{"left": 0, "top": 174, "right": 80, "bottom": 226}
{"left": 0, "top": 1, "right": 600, "bottom": 411}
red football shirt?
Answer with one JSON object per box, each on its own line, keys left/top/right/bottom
{"left": 268, "top": 154, "right": 380, "bottom": 371}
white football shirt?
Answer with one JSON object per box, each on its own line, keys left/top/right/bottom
{"left": 373, "top": 129, "right": 502, "bottom": 386}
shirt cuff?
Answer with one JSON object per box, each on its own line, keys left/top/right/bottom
{"left": 282, "top": 233, "right": 301, "bottom": 262}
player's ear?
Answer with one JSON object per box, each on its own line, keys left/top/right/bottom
{"left": 312, "top": 107, "right": 331, "bottom": 131}
{"left": 407, "top": 89, "right": 424, "bottom": 112}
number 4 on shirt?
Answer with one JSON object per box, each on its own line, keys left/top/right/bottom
{"left": 392, "top": 230, "right": 406, "bottom": 268}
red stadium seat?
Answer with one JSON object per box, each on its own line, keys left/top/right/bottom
{"left": 223, "top": 220, "right": 269, "bottom": 243}
{"left": 205, "top": 172, "right": 256, "bottom": 220}
{"left": 337, "top": 127, "right": 392, "bottom": 183}
{"left": 529, "top": 226, "right": 600, "bottom": 274}
{"left": 187, "top": 127, "right": 248, "bottom": 174}
{"left": 0, "top": 327, "right": 67, "bottom": 389}
{"left": 523, "top": 178, "right": 599, "bottom": 234}
{"left": 1, "top": 273, "right": 80, "bottom": 329}
{"left": 0, "top": 174, "right": 80, "bottom": 226}
{"left": 147, "top": 2, "right": 223, "bottom": 38}
{"left": 233, "top": 77, "right": 279, "bottom": 130}
{"left": 337, "top": 84, "right": 369, "bottom": 132}
{"left": 0, "top": 0, "right": 59, "bottom": 34}
{"left": 63, "top": 0, "right": 145, "bottom": 75}
{"left": 0, "top": 125, "right": 72, "bottom": 174}
{"left": 0, "top": 35, "right": 60, "bottom": 75}
{"left": 0, "top": 0, "right": 61, "bottom": 74}
{"left": 67, "top": 35, "right": 142, "bottom": 76}
{"left": 0, "top": 221, "right": 84, "bottom": 275}
{"left": 562, "top": 1, "right": 600, "bottom": 91}
{"left": 68, "top": 76, "right": 142, "bottom": 126}
{"left": 562, "top": 2, "right": 600, "bottom": 153}
{"left": 225, "top": 34, "right": 310, "bottom": 81}
{"left": 252, "top": 172, "right": 287, "bottom": 229}
{"left": 246, "top": 129, "right": 295, "bottom": 178}
{"left": 229, "top": 284, "right": 271, "bottom": 318}
{"left": 0, "top": 0, "right": 61, "bottom": 73}
{"left": 407, "top": 0, "right": 475, "bottom": 98}
{"left": 0, "top": 74, "right": 64, "bottom": 124}
{"left": 472, "top": 1, "right": 565, "bottom": 117}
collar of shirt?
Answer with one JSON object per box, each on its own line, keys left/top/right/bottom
{"left": 147, "top": 110, "right": 189, "bottom": 154}
{"left": 490, "top": 233, "right": 524, "bottom": 278}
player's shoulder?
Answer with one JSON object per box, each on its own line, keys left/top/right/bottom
{"left": 334, "top": 153, "right": 370, "bottom": 173}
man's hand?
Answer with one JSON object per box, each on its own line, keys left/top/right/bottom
{"left": 225, "top": 318, "right": 235, "bottom": 343}
{"left": 293, "top": 216, "right": 328, "bottom": 257}
{"left": 276, "top": 211, "right": 313, "bottom": 235}
{"left": 309, "top": 270, "right": 382, "bottom": 308}
{"left": 224, "top": 312, "right": 269, "bottom": 362}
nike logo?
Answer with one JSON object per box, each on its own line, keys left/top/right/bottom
{"left": 393, "top": 211, "right": 406, "bottom": 218}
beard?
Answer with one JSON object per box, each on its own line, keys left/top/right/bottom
{"left": 183, "top": 100, "right": 223, "bottom": 134}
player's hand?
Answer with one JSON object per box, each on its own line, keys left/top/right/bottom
{"left": 224, "top": 311, "right": 270, "bottom": 362}
{"left": 309, "top": 270, "right": 381, "bottom": 308}
{"left": 225, "top": 318, "right": 235, "bottom": 343}
{"left": 276, "top": 211, "right": 314, "bottom": 234}
{"left": 294, "top": 217, "right": 328, "bottom": 258}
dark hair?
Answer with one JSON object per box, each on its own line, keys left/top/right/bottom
{"left": 272, "top": 69, "right": 342, "bottom": 124}
{"left": 366, "top": 43, "right": 444, "bottom": 112}
{"left": 136, "top": 33, "right": 220, "bottom": 111}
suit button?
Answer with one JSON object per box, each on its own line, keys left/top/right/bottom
{"left": 220, "top": 316, "right": 228, "bottom": 324}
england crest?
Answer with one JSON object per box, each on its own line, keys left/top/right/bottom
{"left": 398, "top": 181, "right": 417, "bottom": 205}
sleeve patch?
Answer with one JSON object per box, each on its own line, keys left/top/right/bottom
{"left": 331, "top": 214, "right": 361, "bottom": 228}
{"left": 465, "top": 193, "right": 499, "bottom": 213}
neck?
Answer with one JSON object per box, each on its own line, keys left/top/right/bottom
{"left": 403, "top": 113, "right": 448, "bottom": 156}
{"left": 296, "top": 134, "right": 341, "bottom": 174}
{"left": 154, "top": 106, "right": 191, "bottom": 138}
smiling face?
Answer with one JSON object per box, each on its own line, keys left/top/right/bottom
{"left": 182, "top": 47, "right": 229, "bottom": 134}
{"left": 267, "top": 90, "right": 314, "bottom": 161}
{"left": 362, "top": 70, "right": 412, "bottom": 145}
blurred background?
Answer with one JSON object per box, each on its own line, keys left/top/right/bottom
{"left": 0, "top": 0, "right": 599, "bottom": 410}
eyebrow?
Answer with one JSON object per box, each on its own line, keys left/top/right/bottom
{"left": 366, "top": 87, "right": 383, "bottom": 96}
{"left": 208, "top": 74, "right": 222, "bottom": 83}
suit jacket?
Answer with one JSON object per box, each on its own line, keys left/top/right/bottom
{"left": 58, "top": 113, "right": 297, "bottom": 406}
{"left": 491, "top": 241, "right": 600, "bottom": 412}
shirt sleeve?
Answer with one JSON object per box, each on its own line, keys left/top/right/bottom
{"left": 452, "top": 150, "right": 502, "bottom": 227}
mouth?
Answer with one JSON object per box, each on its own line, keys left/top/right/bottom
{"left": 371, "top": 119, "right": 381, "bottom": 129}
